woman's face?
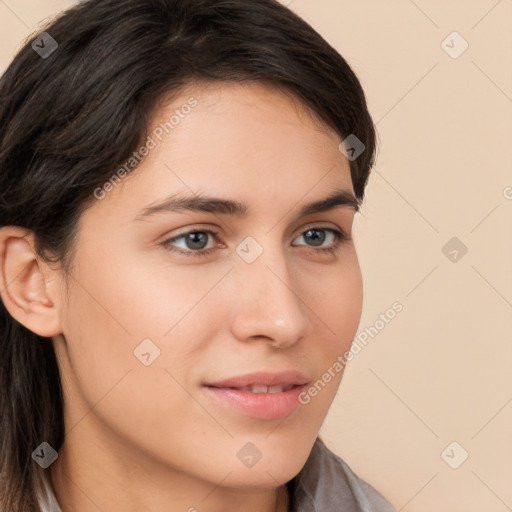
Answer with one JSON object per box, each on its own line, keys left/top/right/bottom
{"left": 52, "top": 81, "right": 363, "bottom": 490}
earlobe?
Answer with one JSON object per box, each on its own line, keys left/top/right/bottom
{"left": 0, "top": 226, "right": 62, "bottom": 338}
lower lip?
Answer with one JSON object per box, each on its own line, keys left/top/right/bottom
{"left": 203, "top": 385, "right": 307, "bottom": 420}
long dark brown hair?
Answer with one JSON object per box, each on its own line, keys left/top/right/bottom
{"left": 0, "top": 0, "right": 377, "bottom": 509}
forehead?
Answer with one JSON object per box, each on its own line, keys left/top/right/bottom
{"left": 147, "top": 80, "right": 344, "bottom": 165}
{"left": 85, "top": 81, "right": 354, "bottom": 222}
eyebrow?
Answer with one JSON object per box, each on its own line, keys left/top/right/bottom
{"left": 134, "top": 187, "right": 359, "bottom": 221}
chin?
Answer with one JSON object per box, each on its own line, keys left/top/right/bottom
{"left": 219, "top": 436, "right": 315, "bottom": 488}
{"left": 224, "top": 462, "right": 304, "bottom": 490}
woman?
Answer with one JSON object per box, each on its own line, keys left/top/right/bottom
{"left": 0, "top": 0, "right": 395, "bottom": 510}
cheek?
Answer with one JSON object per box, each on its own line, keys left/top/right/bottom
{"left": 59, "top": 254, "right": 219, "bottom": 467}
{"left": 297, "top": 249, "right": 363, "bottom": 404}
{"left": 66, "top": 243, "right": 218, "bottom": 345}
{"left": 60, "top": 244, "right": 228, "bottom": 406}
{"left": 306, "top": 248, "right": 363, "bottom": 350}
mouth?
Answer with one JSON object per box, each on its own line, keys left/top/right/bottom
{"left": 203, "top": 371, "right": 309, "bottom": 420}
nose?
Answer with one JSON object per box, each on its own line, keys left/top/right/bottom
{"left": 228, "top": 245, "right": 313, "bottom": 349}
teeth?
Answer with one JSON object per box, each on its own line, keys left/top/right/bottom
{"left": 252, "top": 384, "right": 269, "bottom": 393}
{"left": 236, "top": 384, "right": 293, "bottom": 393}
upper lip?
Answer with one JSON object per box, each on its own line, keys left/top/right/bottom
{"left": 204, "top": 370, "right": 309, "bottom": 388}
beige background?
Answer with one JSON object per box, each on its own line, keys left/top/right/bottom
{"left": 1, "top": 1, "right": 511, "bottom": 510}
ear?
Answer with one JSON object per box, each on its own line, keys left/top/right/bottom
{"left": 0, "top": 226, "right": 63, "bottom": 338}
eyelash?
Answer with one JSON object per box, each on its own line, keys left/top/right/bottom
{"left": 162, "top": 227, "right": 350, "bottom": 258}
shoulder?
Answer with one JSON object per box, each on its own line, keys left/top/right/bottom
{"left": 288, "top": 437, "right": 396, "bottom": 512}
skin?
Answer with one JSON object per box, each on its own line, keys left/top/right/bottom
{"left": 0, "top": 81, "right": 363, "bottom": 512}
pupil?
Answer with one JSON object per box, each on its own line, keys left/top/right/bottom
{"left": 306, "top": 229, "right": 325, "bottom": 247}
{"left": 187, "top": 232, "right": 208, "bottom": 250}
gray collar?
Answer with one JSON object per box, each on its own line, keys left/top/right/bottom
{"left": 287, "top": 437, "right": 396, "bottom": 512}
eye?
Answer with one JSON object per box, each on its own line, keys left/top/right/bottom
{"left": 163, "top": 229, "right": 219, "bottom": 258}
{"left": 292, "top": 227, "right": 348, "bottom": 255}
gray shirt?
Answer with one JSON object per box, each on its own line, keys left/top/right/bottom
{"left": 38, "top": 437, "right": 395, "bottom": 512}
{"left": 287, "top": 437, "right": 396, "bottom": 511}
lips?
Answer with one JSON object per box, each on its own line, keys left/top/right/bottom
{"left": 203, "top": 370, "right": 310, "bottom": 420}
